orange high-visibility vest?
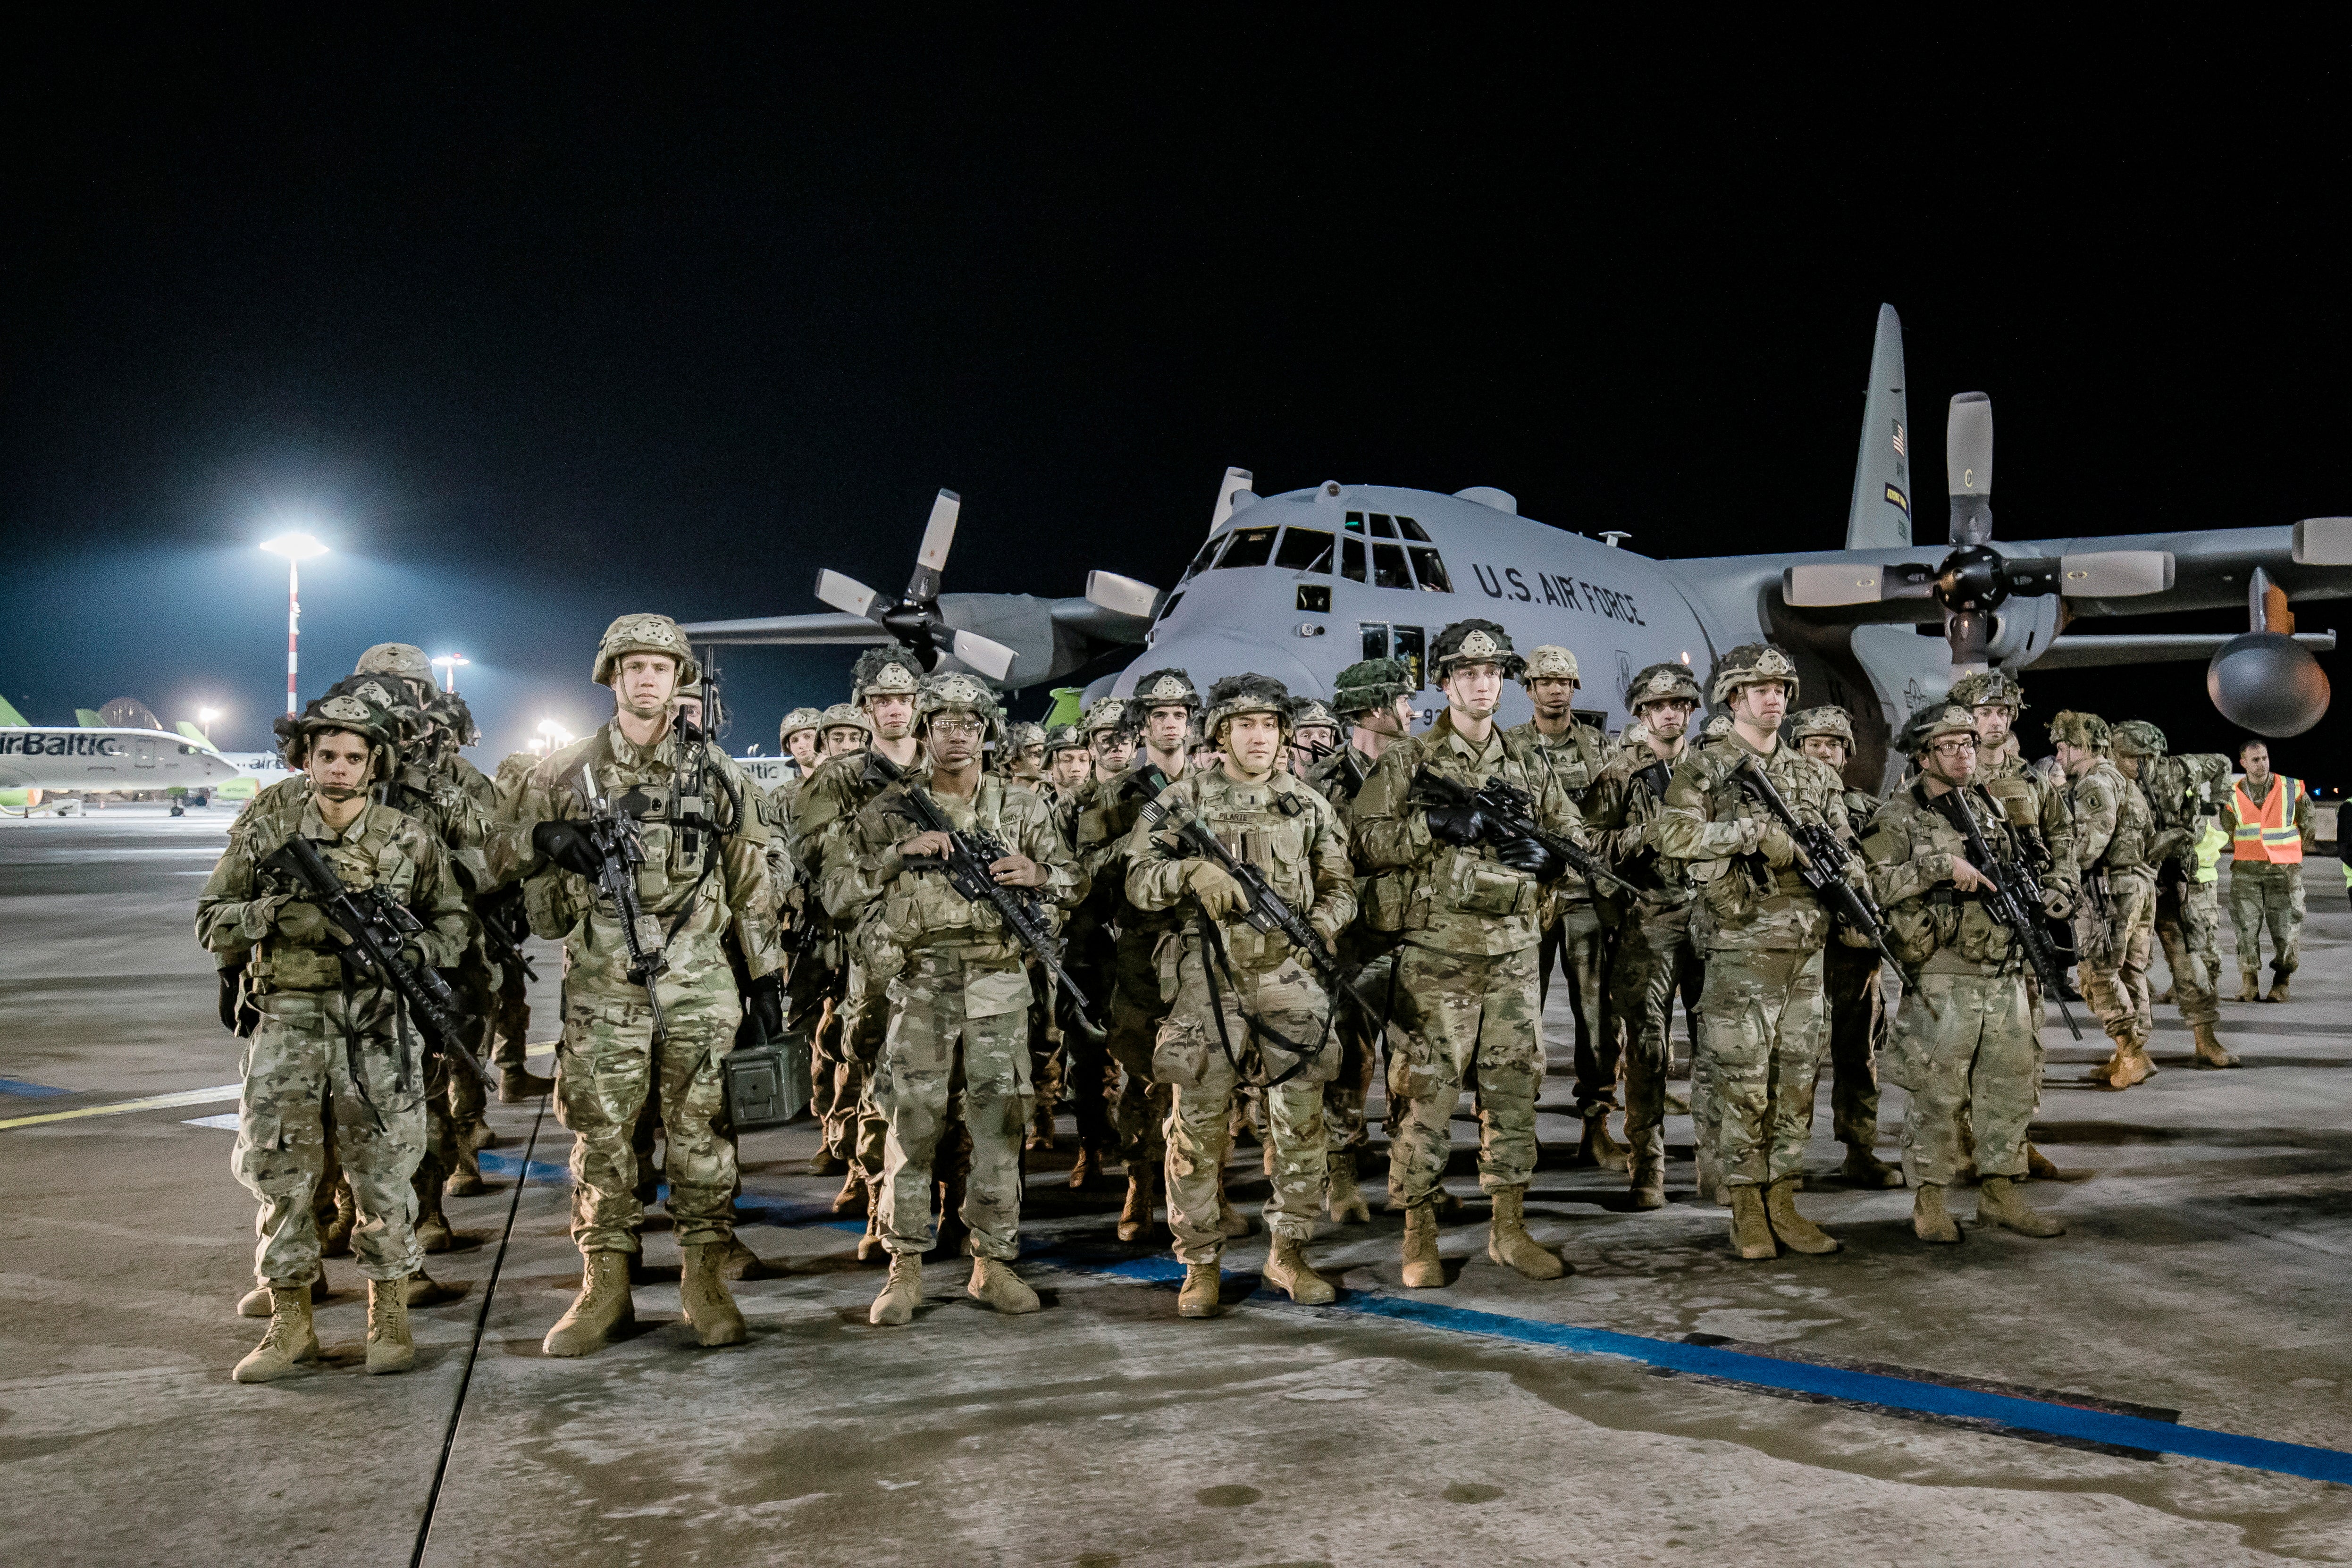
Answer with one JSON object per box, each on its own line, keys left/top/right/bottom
{"left": 2232, "top": 774, "right": 2306, "bottom": 864}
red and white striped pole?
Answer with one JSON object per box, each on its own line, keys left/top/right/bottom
{"left": 286, "top": 557, "right": 301, "bottom": 715}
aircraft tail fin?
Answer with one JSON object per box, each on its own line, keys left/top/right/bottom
{"left": 176, "top": 721, "right": 220, "bottom": 752}
{"left": 0, "top": 696, "right": 26, "bottom": 727}
{"left": 1844, "top": 304, "right": 1915, "bottom": 550}
{"left": 76, "top": 709, "right": 102, "bottom": 728}
{"left": 1042, "top": 687, "right": 1085, "bottom": 729}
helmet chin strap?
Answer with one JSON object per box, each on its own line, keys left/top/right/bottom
{"left": 316, "top": 782, "right": 365, "bottom": 802}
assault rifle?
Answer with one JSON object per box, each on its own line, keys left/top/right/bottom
{"left": 1409, "top": 768, "right": 1636, "bottom": 897}
{"left": 259, "top": 833, "right": 495, "bottom": 1087}
{"left": 1926, "top": 789, "right": 2084, "bottom": 1040}
{"left": 474, "top": 883, "right": 539, "bottom": 983}
{"left": 578, "top": 766, "right": 669, "bottom": 1037}
{"left": 1734, "top": 756, "right": 1905, "bottom": 970}
{"left": 888, "top": 785, "right": 1103, "bottom": 1040}
{"left": 1301, "top": 737, "right": 1369, "bottom": 799}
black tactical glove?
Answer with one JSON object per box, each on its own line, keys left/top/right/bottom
{"left": 745, "top": 973, "right": 784, "bottom": 1043}
{"left": 532, "top": 820, "right": 604, "bottom": 877}
{"left": 1424, "top": 803, "right": 1487, "bottom": 847}
{"left": 1495, "top": 833, "right": 1563, "bottom": 878}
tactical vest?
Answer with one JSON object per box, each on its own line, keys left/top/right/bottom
{"left": 2232, "top": 774, "right": 2305, "bottom": 864}
{"left": 246, "top": 805, "right": 418, "bottom": 992}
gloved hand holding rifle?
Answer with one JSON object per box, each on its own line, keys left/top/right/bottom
{"left": 1734, "top": 755, "right": 1906, "bottom": 971}
{"left": 538, "top": 766, "right": 669, "bottom": 1038}
{"left": 1408, "top": 767, "right": 1635, "bottom": 895}
{"left": 1925, "top": 788, "right": 2084, "bottom": 1040}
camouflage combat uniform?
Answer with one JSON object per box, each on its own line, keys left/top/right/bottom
{"left": 2220, "top": 771, "right": 2314, "bottom": 986}
{"left": 2065, "top": 743, "right": 2159, "bottom": 1073}
{"left": 1512, "top": 713, "right": 1617, "bottom": 1131}
{"left": 2119, "top": 728, "right": 2232, "bottom": 1032}
{"left": 1304, "top": 738, "right": 1394, "bottom": 1175}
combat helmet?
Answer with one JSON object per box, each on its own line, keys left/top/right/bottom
{"left": 1291, "top": 696, "right": 1340, "bottom": 734}
{"left": 433, "top": 690, "right": 482, "bottom": 747}
{"left": 1708, "top": 642, "right": 1800, "bottom": 707}
{"left": 1430, "top": 619, "right": 1526, "bottom": 680}
{"left": 1519, "top": 644, "right": 1580, "bottom": 688}
{"left": 592, "top": 613, "right": 699, "bottom": 687}
{"left": 1043, "top": 723, "right": 1088, "bottom": 758}
{"left": 817, "top": 701, "right": 871, "bottom": 739}
{"left": 354, "top": 643, "right": 435, "bottom": 686}
{"left": 1698, "top": 713, "right": 1736, "bottom": 746}
{"left": 1083, "top": 696, "right": 1132, "bottom": 738}
{"left": 274, "top": 688, "right": 401, "bottom": 777}
{"left": 851, "top": 647, "right": 925, "bottom": 704}
{"left": 915, "top": 671, "right": 1001, "bottom": 739}
{"left": 2110, "top": 719, "right": 2168, "bottom": 757}
{"left": 778, "top": 706, "right": 825, "bottom": 749}
{"left": 1004, "top": 720, "right": 1047, "bottom": 753}
{"left": 2048, "top": 710, "right": 2112, "bottom": 751}
{"left": 1202, "top": 674, "right": 1294, "bottom": 742}
{"left": 1128, "top": 668, "right": 1202, "bottom": 713}
{"left": 1616, "top": 716, "right": 1654, "bottom": 751}
{"left": 1624, "top": 661, "right": 1703, "bottom": 712}
{"left": 1948, "top": 669, "right": 2028, "bottom": 713}
{"left": 1787, "top": 705, "right": 1856, "bottom": 747}
{"left": 1330, "top": 655, "right": 1414, "bottom": 716}
{"left": 1897, "top": 700, "right": 1978, "bottom": 757}
{"left": 325, "top": 672, "right": 429, "bottom": 748}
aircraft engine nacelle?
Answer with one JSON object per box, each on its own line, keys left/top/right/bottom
{"left": 2207, "top": 631, "right": 2330, "bottom": 737}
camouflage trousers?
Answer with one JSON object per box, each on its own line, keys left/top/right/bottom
{"left": 1387, "top": 942, "right": 1543, "bottom": 1204}
{"left": 1883, "top": 965, "right": 2041, "bottom": 1186}
{"left": 873, "top": 947, "right": 1036, "bottom": 1260}
{"left": 2230, "top": 861, "right": 2304, "bottom": 976}
{"left": 443, "top": 960, "right": 500, "bottom": 1160}
{"left": 1822, "top": 942, "right": 1886, "bottom": 1149}
{"left": 555, "top": 975, "right": 739, "bottom": 1255}
{"left": 1327, "top": 929, "right": 1400, "bottom": 1156}
{"left": 1028, "top": 963, "right": 1063, "bottom": 1125}
{"left": 1058, "top": 945, "right": 1119, "bottom": 1154}
{"left": 487, "top": 957, "right": 531, "bottom": 1070}
{"left": 2156, "top": 876, "right": 2223, "bottom": 1027}
{"left": 1539, "top": 900, "right": 1619, "bottom": 1116}
{"left": 1104, "top": 929, "right": 1176, "bottom": 1167}
{"left": 838, "top": 961, "right": 892, "bottom": 1182}
{"left": 1696, "top": 942, "right": 1826, "bottom": 1188}
{"left": 2077, "top": 873, "right": 2156, "bottom": 1048}
{"left": 234, "top": 989, "right": 425, "bottom": 1286}
{"left": 1154, "top": 943, "right": 1335, "bottom": 1258}
{"left": 1606, "top": 900, "right": 1702, "bottom": 1173}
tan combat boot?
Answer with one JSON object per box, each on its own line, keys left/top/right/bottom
{"left": 680, "top": 1242, "right": 749, "bottom": 1346}
{"left": 2192, "top": 1023, "right": 2242, "bottom": 1068}
{"left": 1068, "top": 1145, "right": 1101, "bottom": 1191}
{"left": 830, "top": 1166, "right": 864, "bottom": 1212}
{"left": 321, "top": 1182, "right": 357, "bottom": 1258}
{"left": 2266, "top": 969, "right": 2292, "bottom": 1004}
{"left": 1628, "top": 1156, "right": 1666, "bottom": 1211}
{"left": 1486, "top": 1187, "right": 1567, "bottom": 1280}
{"left": 1911, "top": 1183, "right": 1960, "bottom": 1244}
{"left": 1570, "top": 1111, "right": 1630, "bottom": 1172}
{"left": 1216, "top": 1165, "right": 1253, "bottom": 1238}
{"left": 239, "top": 1276, "right": 327, "bottom": 1317}
{"left": 2025, "top": 1143, "right": 2061, "bottom": 1180}
{"left": 807, "top": 1148, "right": 846, "bottom": 1177}
{"left": 2101, "top": 1041, "right": 2155, "bottom": 1090}
{"left": 1977, "top": 1175, "right": 2066, "bottom": 1237}
{"left": 1117, "top": 1162, "right": 1161, "bottom": 1243}
{"left": 1326, "top": 1149, "right": 1371, "bottom": 1224}
{"left": 366, "top": 1277, "right": 416, "bottom": 1375}
{"left": 869, "top": 1253, "right": 924, "bottom": 1325}
{"left": 499, "top": 1062, "right": 554, "bottom": 1102}
{"left": 1264, "top": 1234, "right": 1337, "bottom": 1304}
{"left": 1027, "top": 1106, "right": 1058, "bottom": 1153}
{"left": 1764, "top": 1177, "right": 1839, "bottom": 1254}
{"left": 1178, "top": 1262, "right": 1222, "bottom": 1317}
{"left": 1696, "top": 1148, "right": 1730, "bottom": 1208}
{"left": 1840, "top": 1143, "right": 1905, "bottom": 1189}
{"left": 2234, "top": 969, "right": 2262, "bottom": 1002}
{"left": 857, "top": 1207, "right": 888, "bottom": 1265}
{"left": 1728, "top": 1187, "right": 1777, "bottom": 1259}
{"left": 968, "top": 1257, "right": 1042, "bottom": 1314}
{"left": 543, "top": 1252, "right": 635, "bottom": 1357}
{"left": 405, "top": 1270, "right": 463, "bottom": 1308}
{"left": 233, "top": 1286, "right": 322, "bottom": 1383}
{"left": 1401, "top": 1200, "right": 1445, "bottom": 1289}
{"left": 447, "top": 1140, "right": 488, "bottom": 1198}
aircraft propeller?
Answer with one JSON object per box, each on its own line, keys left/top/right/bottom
{"left": 812, "top": 489, "right": 1022, "bottom": 683}
{"left": 1782, "top": 392, "right": 2176, "bottom": 670}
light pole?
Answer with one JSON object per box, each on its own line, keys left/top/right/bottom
{"left": 533, "top": 717, "right": 572, "bottom": 758}
{"left": 259, "top": 533, "right": 328, "bottom": 715}
{"left": 431, "top": 654, "right": 470, "bottom": 693}
{"left": 198, "top": 706, "right": 221, "bottom": 743}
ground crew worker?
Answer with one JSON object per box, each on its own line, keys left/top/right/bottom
{"left": 1786, "top": 705, "right": 1901, "bottom": 1189}
{"left": 1655, "top": 643, "right": 1856, "bottom": 1260}
{"left": 820, "top": 672, "right": 1085, "bottom": 1325}
{"left": 1582, "top": 661, "right": 1705, "bottom": 1208}
{"left": 497, "top": 613, "right": 781, "bottom": 1357}
{"left": 2221, "top": 739, "right": 2313, "bottom": 1002}
{"left": 1352, "top": 619, "right": 1586, "bottom": 1288}
{"left": 1123, "top": 674, "right": 1356, "bottom": 1315}
{"left": 2113, "top": 721, "right": 2239, "bottom": 1067}
{"left": 1507, "top": 645, "right": 1622, "bottom": 1170}
{"left": 1860, "top": 702, "right": 2065, "bottom": 1244}
{"left": 197, "top": 689, "right": 468, "bottom": 1381}
{"left": 2051, "top": 711, "right": 2159, "bottom": 1090}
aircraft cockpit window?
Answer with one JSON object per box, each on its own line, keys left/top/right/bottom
{"left": 1393, "top": 625, "right": 1426, "bottom": 688}
{"left": 1408, "top": 546, "right": 1453, "bottom": 592}
{"left": 1361, "top": 623, "right": 1389, "bottom": 659}
{"left": 1341, "top": 538, "right": 1366, "bottom": 582}
{"left": 1213, "top": 526, "right": 1278, "bottom": 570}
{"left": 1178, "top": 536, "right": 1224, "bottom": 584}
{"left": 1344, "top": 511, "right": 1366, "bottom": 533}
{"left": 1367, "top": 513, "right": 1399, "bottom": 538}
{"left": 1275, "top": 527, "right": 1333, "bottom": 572}
{"left": 1372, "top": 542, "right": 1414, "bottom": 590}
{"left": 1397, "top": 517, "right": 1433, "bottom": 542}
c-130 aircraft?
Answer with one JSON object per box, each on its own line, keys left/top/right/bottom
{"left": 685, "top": 304, "right": 2347, "bottom": 786}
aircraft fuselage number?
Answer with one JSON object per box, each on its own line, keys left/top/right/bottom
{"left": 1468, "top": 562, "right": 1646, "bottom": 625}
{"left": 0, "top": 733, "right": 126, "bottom": 757}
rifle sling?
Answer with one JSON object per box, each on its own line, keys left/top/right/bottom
{"left": 1192, "top": 907, "right": 1331, "bottom": 1090}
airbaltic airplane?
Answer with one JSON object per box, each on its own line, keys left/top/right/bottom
{"left": 685, "top": 305, "right": 2348, "bottom": 785}
{"left": 0, "top": 700, "right": 247, "bottom": 810}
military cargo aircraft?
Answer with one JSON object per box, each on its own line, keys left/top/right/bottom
{"left": 683, "top": 305, "right": 2346, "bottom": 785}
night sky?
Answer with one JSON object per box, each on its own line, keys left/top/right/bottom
{"left": 6, "top": 23, "right": 2345, "bottom": 783}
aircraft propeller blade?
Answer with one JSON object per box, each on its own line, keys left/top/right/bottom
{"left": 1781, "top": 562, "right": 1936, "bottom": 608}
{"left": 1946, "top": 390, "right": 1993, "bottom": 545}
{"left": 1084, "top": 570, "right": 1165, "bottom": 620}
{"left": 907, "top": 489, "right": 960, "bottom": 603}
{"left": 814, "top": 569, "right": 887, "bottom": 622}
{"left": 2058, "top": 550, "right": 2175, "bottom": 597}
{"left": 947, "top": 630, "right": 1019, "bottom": 682}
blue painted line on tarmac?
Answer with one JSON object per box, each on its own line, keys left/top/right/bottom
{"left": 0, "top": 1077, "right": 73, "bottom": 1098}
{"left": 1052, "top": 1252, "right": 2352, "bottom": 1487}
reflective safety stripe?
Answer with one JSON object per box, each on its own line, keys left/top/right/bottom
{"left": 2194, "top": 822, "right": 2227, "bottom": 885}
{"left": 2232, "top": 775, "right": 2305, "bottom": 864}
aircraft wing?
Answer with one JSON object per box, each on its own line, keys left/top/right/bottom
{"left": 682, "top": 592, "right": 1155, "bottom": 689}
{"left": 2008, "top": 523, "right": 2352, "bottom": 618}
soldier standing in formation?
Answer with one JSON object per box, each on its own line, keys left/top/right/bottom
{"left": 1123, "top": 675, "right": 1355, "bottom": 1315}
{"left": 2112, "top": 721, "right": 2240, "bottom": 1067}
{"left": 2220, "top": 738, "right": 2313, "bottom": 1003}
{"left": 1044, "top": 723, "right": 1093, "bottom": 804}
{"left": 1054, "top": 698, "right": 1138, "bottom": 1189}
{"left": 2051, "top": 712, "right": 2161, "bottom": 1090}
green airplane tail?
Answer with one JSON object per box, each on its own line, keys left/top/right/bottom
{"left": 175, "top": 721, "right": 221, "bottom": 752}
{"left": 0, "top": 696, "right": 27, "bottom": 727}
{"left": 1043, "top": 687, "right": 1085, "bottom": 728}
{"left": 76, "top": 709, "right": 102, "bottom": 727}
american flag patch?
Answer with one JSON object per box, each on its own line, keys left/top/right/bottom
{"left": 1892, "top": 420, "right": 1907, "bottom": 456}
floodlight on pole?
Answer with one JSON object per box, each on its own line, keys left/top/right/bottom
{"left": 198, "top": 706, "right": 221, "bottom": 742}
{"left": 431, "top": 654, "right": 470, "bottom": 693}
{"left": 260, "top": 533, "right": 328, "bottom": 715}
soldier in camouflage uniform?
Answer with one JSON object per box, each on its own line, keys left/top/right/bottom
{"left": 1581, "top": 661, "right": 1705, "bottom": 1207}
{"left": 1123, "top": 675, "right": 1356, "bottom": 1315}
{"left": 1044, "top": 722, "right": 1093, "bottom": 806}
{"left": 777, "top": 707, "right": 827, "bottom": 798}
{"left": 1860, "top": 702, "right": 2066, "bottom": 1243}
{"left": 1073, "top": 671, "right": 1204, "bottom": 1239}
{"left": 2220, "top": 738, "right": 2315, "bottom": 1002}
{"left": 821, "top": 673, "right": 1085, "bottom": 1325}
{"left": 1786, "top": 706, "right": 1902, "bottom": 1189}
{"left": 1289, "top": 696, "right": 1342, "bottom": 779}
{"left": 1054, "top": 699, "right": 1135, "bottom": 1188}
{"left": 1303, "top": 656, "right": 1418, "bottom": 1224}
{"left": 197, "top": 690, "right": 469, "bottom": 1381}
{"left": 2112, "top": 721, "right": 2240, "bottom": 1067}
{"left": 497, "top": 613, "right": 781, "bottom": 1356}
{"left": 768, "top": 707, "right": 834, "bottom": 1150}
{"left": 2050, "top": 711, "right": 2160, "bottom": 1090}
{"left": 819, "top": 702, "right": 872, "bottom": 759}
{"left": 1354, "top": 620, "right": 1588, "bottom": 1288}
{"left": 1001, "top": 720, "right": 1050, "bottom": 784}
{"left": 488, "top": 749, "right": 545, "bottom": 1096}
{"left": 1656, "top": 643, "right": 1857, "bottom": 1260}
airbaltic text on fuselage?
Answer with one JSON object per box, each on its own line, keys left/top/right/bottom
{"left": 1467, "top": 562, "right": 1646, "bottom": 625}
{"left": 0, "top": 732, "right": 126, "bottom": 758}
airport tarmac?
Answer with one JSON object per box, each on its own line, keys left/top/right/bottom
{"left": 2, "top": 804, "right": 2348, "bottom": 1567}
